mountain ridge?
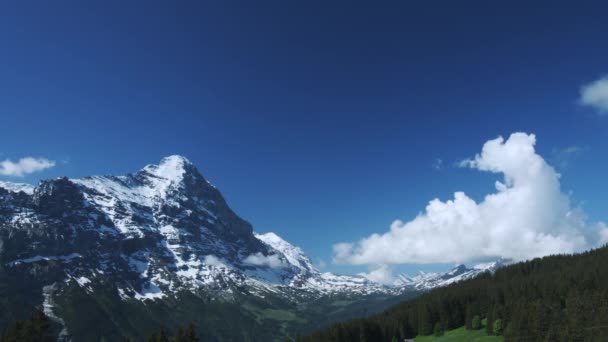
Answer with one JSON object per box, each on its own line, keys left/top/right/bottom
{"left": 0, "top": 155, "right": 505, "bottom": 340}
{"left": 0, "top": 155, "right": 506, "bottom": 297}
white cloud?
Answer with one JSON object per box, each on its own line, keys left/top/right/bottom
{"left": 317, "top": 259, "right": 327, "bottom": 269}
{"left": 358, "top": 264, "right": 394, "bottom": 285}
{"left": 243, "top": 252, "right": 285, "bottom": 268}
{"left": 333, "top": 133, "right": 605, "bottom": 265}
{"left": 597, "top": 222, "right": 608, "bottom": 246}
{"left": 203, "top": 255, "right": 229, "bottom": 268}
{"left": 580, "top": 75, "right": 608, "bottom": 114}
{"left": 0, "top": 157, "right": 55, "bottom": 177}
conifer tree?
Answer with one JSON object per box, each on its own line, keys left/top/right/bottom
{"left": 465, "top": 305, "right": 473, "bottom": 330}
{"left": 493, "top": 319, "right": 503, "bottom": 336}
{"left": 471, "top": 315, "right": 481, "bottom": 330}
{"left": 433, "top": 322, "right": 444, "bottom": 337}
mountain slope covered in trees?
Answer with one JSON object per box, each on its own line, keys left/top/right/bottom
{"left": 302, "top": 245, "right": 608, "bottom": 341}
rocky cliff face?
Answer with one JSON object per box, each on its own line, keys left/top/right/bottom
{"left": 0, "top": 156, "right": 388, "bottom": 307}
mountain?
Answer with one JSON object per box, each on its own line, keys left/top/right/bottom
{"left": 0, "top": 181, "right": 34, "bottom": 195}
{"left": 0, "top": 156, "right": 504, "bottom": 340}
{"left": 0, "top": 156, "right": 407, "bottom": 341}
{"left": 393, "top": 259, "right": 509, "bottom": 291}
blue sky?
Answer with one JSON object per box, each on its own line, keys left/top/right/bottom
{"left": 1, "top": 1, "right": 608, "bottom": 278}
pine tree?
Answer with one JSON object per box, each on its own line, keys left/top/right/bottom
{"left": 184, "top": 323, "right": 199, "bottom": 342}
{"left": 146, "top": 332, "right": 159, "bottom": 342}
{"left": 175, "top": 324, "right": 199, "bottom": 342}
{"left": 359, "top": 321, "right": 368, "bottom": 342}
{"left": 465, "top": 305, "right": 473, "bottom": 330}
{"left": 417, "top": 303, "right": 432, "bottom": 335}
{"left": 486, "top": 310, "right": 494, "bottom": 335}
{"left": 433, "top": 322, "right": 444, "bottom": 337}
{"left": 0, "top": 310, "right": 53, "bottom": 342}
{"left": 158, "top": 326, "right": 170, "bottom": 342}
{"left": 471, "top": 315, "right": 481, "bottom": 330}
{"left": 493, "top": 319, "right": 503, "bottom": 336}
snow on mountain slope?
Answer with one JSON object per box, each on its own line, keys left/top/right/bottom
{"left": 1, "top": 155, "right": 396, "bottom": 306}
{"left": 252, "top": 232, "right": 389, "bottom": 295}
{"left": 70, "top": 156, "right": 195, "bottom": 236}
{"left": 255, "top": 232, "right": 316, "bottom": 274}
{"left": 0, "top": 181, "right": 35, "bottom": 194}
{"left": 393, "top": 259, "right": 508, "bottom": 290}
{"left": 0, "top": 155, "right": 505, "bottom": 312}
{"left": 0, "top": 156, "right": 516, "bottom": 341}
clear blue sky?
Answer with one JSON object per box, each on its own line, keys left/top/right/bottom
{"left": 1, "top": 1, "right": 607, "bottom": 276}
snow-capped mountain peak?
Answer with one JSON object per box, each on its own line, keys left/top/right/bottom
{"left": 393, "top": 259, "right": 507, "bottom": 290}
{"left": 445, "top": 264, "right": 467, "bottom": 276}
{"left": 0, "top": 181, "right": 35, "bottom": 195}
{"left": 138, "top": 155, "right": 196, "bottom": 199}
{"left": 255, "top": 232, "right": 316, "bottom": 274}
{"left": 1, "top": 154, "right": 506, "bottom": 322}
{"left": 473, "top": 258, "right": 510, "bottom": 271}
{"left": 2, "top": 156, "right": 396, "bottom": 307}
{"left": 141, "top": 155, "right": 190, "bottom": 183}
{"left": 0, "top": 156, "right": 515, "bottom": 340}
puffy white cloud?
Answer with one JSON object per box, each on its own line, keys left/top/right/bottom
{"left": 358, "top": 264, "right": 394, "bottom": 285}
{"left": 0, "top": 157, "right": 55, "bottom": 177}
{"left": 243, "top": 252, "right": 285, "bottom": 268}
{"left": 333, "top": 133, "right": 604, "bottom": 265}
{"left": 203, "top": 255, "right": 230, "bottom": 268}
{"left": 580, "top": 75, "right": 608, "bottom": 113}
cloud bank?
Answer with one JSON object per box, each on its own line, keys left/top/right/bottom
{"left": 334, "top": 133, "right": 604, "bottom": 265}
{"left": 0, "top": 157, "right": 55, "bottom": 177}
{"left": 580, "top": 75, "right": 608, "bottom": 113}
{"left": 243, "top": 252, "right": 285, "bottom": 268}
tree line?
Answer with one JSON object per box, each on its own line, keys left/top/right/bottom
{"left": 0, "top": 310, "right": 53, "bottom": 342}
{"left": 143, "top": 324, "right": 199, "bottom": 342}
{"left": 0, "top": 310, "right": 200, "bottom": 342}
{"left": 300, "top": 245, "right": 608, "bottom": 341}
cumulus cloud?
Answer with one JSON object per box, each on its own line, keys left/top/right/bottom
{"left": 580, "top": 75, "right": 608, "bottom": 113}
{"left": 0, "top": 157, "right": 55, "bottom": 177}
{"left": 358, "top": 264, "right": 394, "bottom": 285}
{"left": 333, "top": 133, "right": 604, "bottom": 265}
{"left": 243, "top": 252, "right": 285, "bottom": 268}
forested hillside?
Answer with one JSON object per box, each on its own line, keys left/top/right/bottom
{"left": 301, "top": 245, "right": 608, "bottom": 341}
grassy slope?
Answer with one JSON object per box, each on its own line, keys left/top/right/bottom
{"left": 415, "top": 327, "right": 503, "bottom": 341}
{"left": 415, "top": 323, "right": 503, "bottom": 342}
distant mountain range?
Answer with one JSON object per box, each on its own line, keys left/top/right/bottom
{"left": 0, "top": 156, "right": 504, "bottom": 340}
{"left": 393, "top": 259, "right": 509, "bottom": 291}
